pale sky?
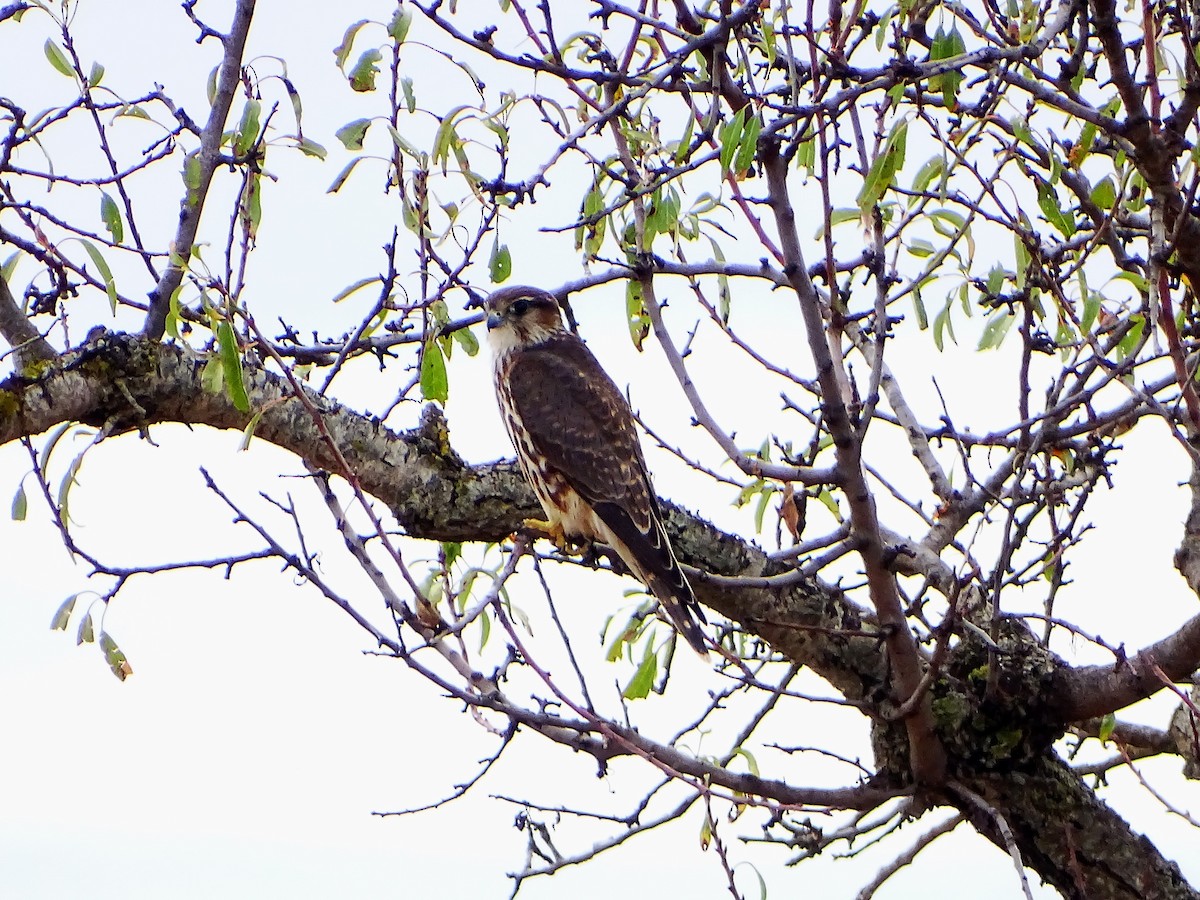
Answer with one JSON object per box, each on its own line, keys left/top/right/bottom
{"left": 1, "top": 2, "right": 1197, "bottom": 898}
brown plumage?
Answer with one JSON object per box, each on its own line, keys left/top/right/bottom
{"left": 485, "top": 285, "right": 708, "bottom": 656}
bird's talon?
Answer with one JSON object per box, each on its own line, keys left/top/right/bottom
{"left": 521, "top": 517, "right": 569, "bottom": 550}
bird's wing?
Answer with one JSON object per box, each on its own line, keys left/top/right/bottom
{"left": 507, "top": 336, "right": 708, "bottom": 649}
{"left": 506, "top": 334, "right": 655, "bottom": 525}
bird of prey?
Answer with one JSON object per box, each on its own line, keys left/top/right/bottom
{"left": 485, "top": 284, "right": 709, "bottom": 656}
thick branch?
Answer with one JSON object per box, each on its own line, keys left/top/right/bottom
{"left": 0, "top": 270, "right": 54, "bottom": 367}
{"left": 143, "top": 0, "right": 256, "bottom": 340}
{"left": 761, "top": 139, "right": 947, "bottom": 786}
{"left": 1048, "top": 613, "right": 1200, "bottom": 721}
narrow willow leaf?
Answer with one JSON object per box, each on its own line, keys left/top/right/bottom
{"left": 238, "top": 408, "right": 265, "bottom": 451}
{"left": 625, "top": 281, "right": 649, "bottom": 351}
{"left": 388, "top": 6, "right": 413, "bottom": 41}
{"left": 99, "top": 631, "right": 133, "bottom": 681}
{"left": 216, "top": 321, "right": 251, "bottom": 412}
{"left": 335, "top": 118, "right": 371, "bottom": 150}
{"left": 330, "top": 276, "right": 380, "bottom": 303}
{"left": 912, "top": 286, "right": 928, "bottom": 329}
{"left": 489, "top": 240, "right": 512, "bottom": 283}
{"left": 1090, "top": 176, "right": 1116, "bottom": 210}
{"left": 233, "top": 99, "right": 261, "bottom": 157}
{"left": 857, "top": 119, "right": 908, "bottom": 211}
{"left": 327, "top": 156, "right": 366, "bottom": 193}
{"left": 978, "top": 310, "right": 1016, "bottom": 350}
{"left": 623, "top": 643, "right": 657, "bottom": 700}
{"left": 80, "top": 240, "right": 118, "bottom": 313}
{"left": 296, "top": 137, "right": 327, "bottom": 159}
{"left": 732, "top": 113, "right": 761, "bottom": 175}
{"left": 452, "top": 326, "right": 480, "bottom": 356}
{"left": 2, "top": 249, "right": 20, "bottom": 283}
{"left": 50, "top": 593, "right": 79, "bottom": 631}
{"left": 349, "top": 48, "right": 382, "bottom": 92}
{"left": 1098, "top": 712, "right": 1116, "bottom": 742}
{"left": 11, "top": 479, "right": 28, "bottom": 521}
{"left": 1036, "top": 181, "right": 1075, "bottom": 237}
{"left": 333, "top": 19, "right": 370, "bottom": 69}
{"left": 420, "top": 338, "right": 448, "bottom": 404}
{"left": 56, "top": 446, "right": 87, "bottom": 526}
{"left": 44, "top": 38, "right": 74, "bottom": 78}
{"left": 76, "top": 611, "right": 94, "bottom": 645}
{"left": 99, "top": 192, "right": 123, "bottom": 243}
{"left": 718, "top": 106, "right": 746, "bottom": 174}
{"left": 88, "top": 61, "right": 104, "bottom": 87}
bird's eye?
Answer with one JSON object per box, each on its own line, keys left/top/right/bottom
{"left": 511, "top": 298, "right": 530, "bottom": 316}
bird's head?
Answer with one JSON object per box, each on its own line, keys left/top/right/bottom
{"left": 485, "top": 285, "right": 566, "bottom": 353}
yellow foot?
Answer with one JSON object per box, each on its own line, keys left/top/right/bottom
{"left": 521, "top": 517, "right": 575, "bottom": 552}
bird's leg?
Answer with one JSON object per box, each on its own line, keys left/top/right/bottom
{"left": 521, "top": 517, "right": 591, "bottom": 554}
{"left": 521, "top": 516, "right": 569, "bottom": 550}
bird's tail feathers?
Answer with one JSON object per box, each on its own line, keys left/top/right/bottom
{"left": 645, "top": 571, "right": 709, "bottom": 657}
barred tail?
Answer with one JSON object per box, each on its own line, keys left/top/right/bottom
{"left": 646, "top": 570, "right": 709, "bottom": 657}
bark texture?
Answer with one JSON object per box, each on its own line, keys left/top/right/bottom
{"left": 1, "top": 330, "right": 1196, "bottom": 900}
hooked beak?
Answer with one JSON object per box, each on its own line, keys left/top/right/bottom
{"left": 486, "top": 311, "right": 503, "bottom": 331}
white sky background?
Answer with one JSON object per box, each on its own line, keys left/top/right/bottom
{"left": 0, "top": 1, "right": 1197, "bottom": 897}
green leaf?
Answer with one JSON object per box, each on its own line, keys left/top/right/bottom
{"left": 452, "top": 326, "right": 479, "bottom": 356}
{"left": 330, "top": 276, "right": 381, "bottom": 303}
{"left": 1081, "top": 291, "right": 1101, "bottom": 334}
{"left": 56, "top": 444, "right": 88, "bottom": 528}
{"left": 216, "top": 320, "right": 251, "bottom": 413}
{"left": 730, "top": 746, "right": 761, "bottom": 777}
{"left": 623, "top": 643, "right": 658, "bottom": 700}
{"left": 335, "top": 118, "right": 371, "bottom": 150}
{"left": 906, "top": 237, "right": 935, "bottom": 258}
{"left": 857, "top": 119, "right": 908, "bottom": 212}
{"left": 238, "top": 408, "right": 265, "bottom": 451}
{"left": 2, "top": 250, "right": 21, "bottom": 283}
{"left": 910, "top": 154, "right": 946, "bottom": 202}
{"left": 1090, "top": 176, "right": 1116, "bottom": 210}
{"left": 80, "top": 240, "right": 118, "bottom": 313}
{"left": 986, "top": 264, "right": 1007, "bottom": 295}
{"left": 99, "top": 631, "right": 132, "bottom": 681}
{"left": 420, "top": 338, "right": 448, "bottom": 404}
{"left": 326, "top": 156, "right": 366, "bottom": 193}
{"left": 388, "top": 6, "right": 413, "bottom": 41}
{"left": 76, "top": 611, "right": 95, "bottom": 645}
{"left": 718, "top": 106, "right": 747, "bottom": 175}
{"left": 349, "top": 48, "right": 383, "bottom": 92}
{"left": 201, "top": 354, "right": 224, "bottom": 394}
{"left": 1098, "top": 712, "right": 1116, "bottom": 743}
{"left": 87, "top": 61, "right": 105, "bottom": 87}
{"left": 933, "top": 297, "right": 956, "bottom": 350}
{"left": 233, "top": 99, "right": 261, "bottom": 157}
{"left": 297, "top": 137, "right": 327, "bottom": 159}
{"left": 11, "top": 479, "right": 27, "bottom": 521}
{"left": 1116, "top": 314, "right": 1145, "bottom": 361}
{"left": 401, "top": 76, "right": 416, "bottom": 113}
{"left": 912, "top": 286, "right": 928, "bottom": 329}
{"left": 1036, "top": 181, "right": 1075, "bottom": 237}
{"left": 978, "top": 309, "right": 1015, "bottom": 350}
{"left": 489, "top": 240, "right": 512, "bottom": 283}
{"left": 43, "top": 38, "right": 74, "bottom": 78}
{"left": 333, "top": 19, "right": 370, "bottom": 69}
{"left": 50, "top": 593, "right": 79, "bottom": 631}
{"left": 732, "top": 112, "right": 761, "bottom": 176}
{"left": 625, "top": 280, "right": 649, "bottom": 351}
{"left": 99, "top": 192, "right": 123, "bottom": 243}
{"left": 928, "top": 25, "right": 966, "bottom": 108}
{"left": 183, "top": 151, "right": 203, "bottom": 204}
{"left": 673, "top": 112, "right": 695, "bottom": 166}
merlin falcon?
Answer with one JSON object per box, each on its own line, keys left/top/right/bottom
{"left": 485, "top": 285, "right": 708, "bottom": 656}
